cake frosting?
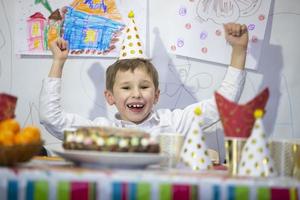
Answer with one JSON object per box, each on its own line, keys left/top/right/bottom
{"left": 63, "top": 126, "right": 159, "bottom": 153}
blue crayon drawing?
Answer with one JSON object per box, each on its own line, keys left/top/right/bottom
{"left": 63, "top": 6, "right": 124, "bottom": 55}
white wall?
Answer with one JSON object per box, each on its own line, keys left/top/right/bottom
{"left": 1, "top": 0, "right": 299, "bottom": 161}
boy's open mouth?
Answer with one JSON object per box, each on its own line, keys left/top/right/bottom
{"left": 127, "top": 103, "right": 144, "bottom": 110}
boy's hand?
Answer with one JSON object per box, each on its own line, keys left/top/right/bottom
{"left": 224, "top": 23, "right": 248, "bottom": 50}
{"left": 224, "top": 23, "right": 248, "bottom": 69}
{"left": 48, "top": 38, "right": 69, "bottom": 78}
{"left": 49, "top": 38, "right": 69, "bottom": 64}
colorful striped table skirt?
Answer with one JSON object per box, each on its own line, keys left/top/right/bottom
{"left": 1, "top": 168, "right": 299, "bottom": 200}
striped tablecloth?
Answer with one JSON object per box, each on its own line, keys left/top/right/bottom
{"left": 0, "top": 166, "right": 299, "bottom": 200}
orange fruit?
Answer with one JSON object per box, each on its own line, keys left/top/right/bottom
{"left": 20, "top": 126, "right": 41, "bottom": 143}
{"left": 14, "top": 133, "right": 28, "bottom": 145}
{"left": 0, "top": 129, "right": 15, "bottom": 146}
{"left": 0, "top": 119, "right": 20, "bottom": 134}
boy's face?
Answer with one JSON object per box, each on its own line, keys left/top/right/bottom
{"left": 104, "top": 67, "right": 160, "bottom": 124}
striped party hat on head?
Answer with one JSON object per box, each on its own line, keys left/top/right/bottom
{"left": 180, "top": 107, "right": 212, "bottom": 170}
{"left": 119, "top": 11, "right": 147, "bottom": 60}
{"left": 238, "top": 109, "right": 277, "bottom": 177}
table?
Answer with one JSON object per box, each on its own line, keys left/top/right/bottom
{"left": 0, "top": 157, "right": 299, "bottom": 200}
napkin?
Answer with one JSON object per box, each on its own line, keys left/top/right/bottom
{"left": 215, "top": 88, "right": 269, "bottom": 138}
{"left": 0, "top": 93, "right": 17, "bottom": 121}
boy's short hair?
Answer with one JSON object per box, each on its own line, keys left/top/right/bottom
{"left": 106, "top": 58, "right": 159, "bottom": 92}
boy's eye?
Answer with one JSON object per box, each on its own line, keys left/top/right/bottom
{"left": 140, "top": 86, "right": 149, "bottom": 89}
{"left": 121, "top": 86, "right": 130, "bottom": 90}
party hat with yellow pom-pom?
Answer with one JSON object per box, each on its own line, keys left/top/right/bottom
{"left": 180, "top": 107, "right": 212, "bottom": 170}
{"left": 119, "top": 11, "right": 147, "bottom": 60}
{"left": 238, "top": 109, "right": 277, "bottom": 177}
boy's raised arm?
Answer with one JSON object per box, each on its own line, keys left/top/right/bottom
{"left": 48, "top": 38, "right": 69, "bottom": 78}
{"left": 224, "top": 23, "right": 249, "bottom": 70}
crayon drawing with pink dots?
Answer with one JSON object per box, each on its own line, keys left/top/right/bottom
{"left": 15, "top": 0, "right": 146, "bottom": 57}
{"left": 196, "top": 0, "right": 263, "bottom": 24}
{"left": 158, "top": 0, "right": 272, "bottom": 69}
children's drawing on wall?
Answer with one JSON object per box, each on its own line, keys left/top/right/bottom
{"left": 0, "top": 29, "right": 4, "bottom": 77}
{"left": 15, "top": 0, "right": 146, "bottom": 57}
{"left": 0, "top": 28, "right": 4, "bottom": 88}
{"left": 196, "top": 0, "right": 262, "bottom": 24}
{"left": 157, "top": 56, "right": 218, "bottom": 111}
{"left": 0, "top": 0, "right": 13, "bottom": 92}
{"left": 155, "top": 0, "right": 271, "bottom": 69}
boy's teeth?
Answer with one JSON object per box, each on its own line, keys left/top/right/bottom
{"left": 128, "top": 104, "right": 143, "bottom": 108}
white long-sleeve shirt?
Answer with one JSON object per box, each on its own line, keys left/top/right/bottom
{"left": 39, "top": 66, "right": 246, "bottom": 140}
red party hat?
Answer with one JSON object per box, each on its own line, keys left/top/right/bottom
{"left": 0, "top": 93, "right": 17, "bottom": 121}
{"left": 215, "top": 88, "right": 269, "bottom": 138}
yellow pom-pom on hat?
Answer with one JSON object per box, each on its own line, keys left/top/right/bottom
{"left": 254, "top": 109, "right": 264, "bottom": 119}
{"left": 128, "top": 10, "right": 134, "bottom": 18}
{"left": 194, "top": 107, "right": 202, "bottom": 116}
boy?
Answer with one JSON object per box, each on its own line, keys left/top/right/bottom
{"left": 39, "top": 23, "right": 248, "bottom": 140}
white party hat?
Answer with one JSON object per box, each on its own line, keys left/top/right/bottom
{"left": 180, "top": 107, "right": 212, "bottom": 170}
{"left": 119, "top": 11, "right": 147, "bottom": 60}
{"left": 238, "top": 109, "right": 277, "bottom": 177}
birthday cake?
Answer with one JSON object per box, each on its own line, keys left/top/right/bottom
{"left": 63, "top": 126, "right": 160, "bottom": 153}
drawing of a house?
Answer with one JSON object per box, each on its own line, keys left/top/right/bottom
{"left": 63, "top": 0, "right": 125, "bottom": 54}
{"left": 45, "top": 9, "right": 63, "bottom": 49}
{"left": 27, "top": 12, "right": 46, "bottom": 51}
